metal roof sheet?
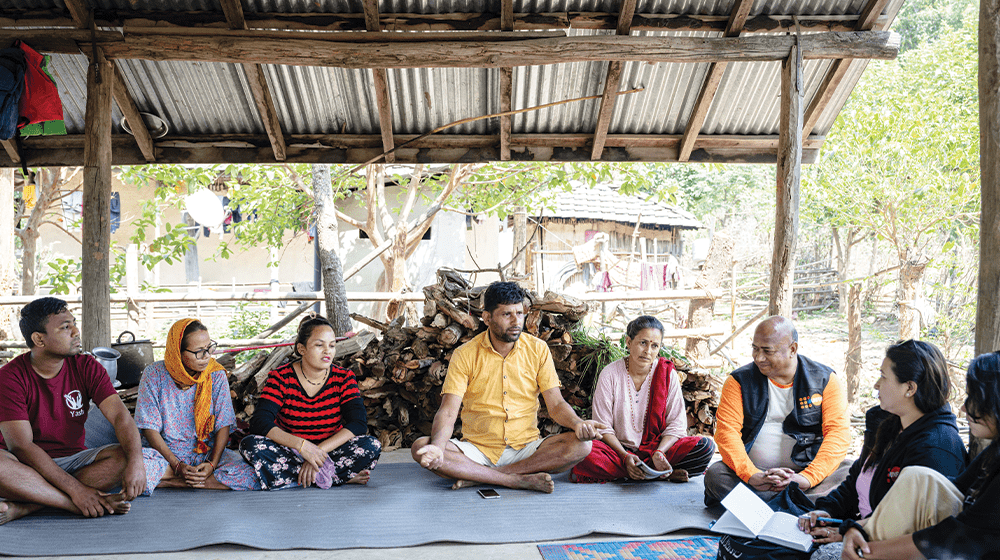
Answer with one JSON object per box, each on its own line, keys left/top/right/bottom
{"left": 0, "top": 0, "right": 906, "bottom": 164}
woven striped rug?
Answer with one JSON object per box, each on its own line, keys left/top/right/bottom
{"left": 538, "top": 536, "right": 720, "bottom": 560}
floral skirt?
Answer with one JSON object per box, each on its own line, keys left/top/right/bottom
{"left": 238, "top": 434, "right": 381, "bottom": 490}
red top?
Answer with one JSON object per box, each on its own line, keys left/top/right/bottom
{"left": 0, "top": 353, "right": 117, "bottom": 458}
{"left": 258, "top": 363, "right": 361, "bottom": 443}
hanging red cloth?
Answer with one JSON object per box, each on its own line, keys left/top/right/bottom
{"left": 17, "top": 41, "right": 65, "bottom": 135}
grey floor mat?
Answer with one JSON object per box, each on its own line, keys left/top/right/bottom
{"left": 0, "top": 462, "right": 720, "bottom": 556}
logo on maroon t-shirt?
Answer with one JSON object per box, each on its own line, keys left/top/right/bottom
{"left": 64, "top": 390, "right": 84, "bottom": 417}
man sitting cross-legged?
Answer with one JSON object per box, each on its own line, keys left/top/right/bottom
{"left": 0, "top": 297, "right": 146, "bottom": 525}
{"left": 412, "top": 281, "right": 606, "bottom": 493}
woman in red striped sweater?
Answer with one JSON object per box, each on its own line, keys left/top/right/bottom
{"left": 239, "top": 316, "right": 380, "bottom": 490}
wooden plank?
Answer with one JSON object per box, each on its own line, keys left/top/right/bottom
{"left": 363, "top": 0, "right": 395, "bottom": 163}
{"left": 802, "top": 0, "right": 891, "bottom": 137}
{"left": 0, "top": 133, "right": 825, "bottom": 166}
{"left": 678, "top": 62, "right": 728, "bottom": 162}
{"left": 769, "top": 46, "right": 802, "bottom": 317}
{"left": 91, "top": 31, "right": 901, "bottom": 67}
{"left": 677, "top": 0, "right": 754, "bottom": 162}
{"left": 218, "top": 0, "right": 287, "bottom": 162}
{"left": 0, "top": 140, "right": 19, "bottom": 164}
{"left": 501, "top": 0, "right": 515, "bottom": 32}
{"left": 591, "top": 0, "right": 639, "bottom": 160}
{"left": 111, "top": 62, "right": 155, "bottom": 162}
{"left": 499, "top": 0, "right": 514, "bottom": 161}
{"left": 61, "top": 0, "right": 91, "bottom": 28}
{"left": 62, "top": 12, "right": 881, "bottom": 34}
{"left": 500, "top": 67, "right": 513, "bottom": 161}
{"left": 218, "top": 0, "right": 248, "bottom": 30}
{"left": 81, "top": 52, "right": 114, "bottom": 350}
{"left": 242, "top": 63, "right": 287, "bottom": 161}
{"left": 590, "top": 62, "right": 623, "bottom": 160}
{"left": 977, "top": 0, "right": 1000, "bottom": 356}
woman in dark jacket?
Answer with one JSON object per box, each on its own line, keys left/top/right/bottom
{"left": 841, "top": 351, "right": 1000, "bottom": 560}
{"left": 796, "top": 340, "right": 967, "bottom": 559}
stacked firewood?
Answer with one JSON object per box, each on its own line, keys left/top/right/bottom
{"left": 224, "top": 270, "right": 719, "bottom": 452}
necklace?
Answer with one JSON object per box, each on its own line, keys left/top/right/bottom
{"left": 298, "top": 364, "right": 329, "bottom": 387}
{"left": 624, "top": 358, "right": 650, "bottom": 433}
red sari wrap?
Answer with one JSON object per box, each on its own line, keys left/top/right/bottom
{"left": 572, "top": 357, "right": 699, "bottom": 482}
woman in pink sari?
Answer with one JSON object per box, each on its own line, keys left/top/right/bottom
{"left": 572, "top": 316, "right": 715, "bottom": 483}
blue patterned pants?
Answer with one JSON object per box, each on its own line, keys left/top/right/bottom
{"left": 238, "top": 434, "right": 381, "bottom": 490}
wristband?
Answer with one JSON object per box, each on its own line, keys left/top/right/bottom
{"left": 297, "top": 439, "right": 305, "bottom": 452}
{"left": 839, "top": 519, "right": 870, "bottom": 541}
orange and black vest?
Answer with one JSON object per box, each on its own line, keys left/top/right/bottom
{"left": 731, "top": 354, "right": 833, "bottom": 468}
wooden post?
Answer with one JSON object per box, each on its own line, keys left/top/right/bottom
{"left": 686, "top": 233, "right": 733, "bottom": 360}
{"left": 973, "top": 0, "right": 1000, "bottom": 457}
{"left": 977, "top": 0, "right": 1000, "bottom": 357}
{"left": 81, "top": 53, "right": 114, "bottom": 351}
{"left": 0, "top": 168, "right": 16, "bottom": 340}
{"left": 769, "top": 45, "right": 802, "bottom": 317}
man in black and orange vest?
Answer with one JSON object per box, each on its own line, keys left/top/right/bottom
{"left": 704, "top": 316, "right": 851, "bottom": 506}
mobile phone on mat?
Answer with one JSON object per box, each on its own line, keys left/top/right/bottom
{"left": 477, "top": 488, "right": 500, "bottom": 499}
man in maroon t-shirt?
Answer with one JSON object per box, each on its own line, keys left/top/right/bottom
{"left": 0, "top": 297, "right": 146, "bottom": 525}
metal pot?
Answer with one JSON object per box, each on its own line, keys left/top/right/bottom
{"left": 111, "top": 331, "right": 153, "bottom": 388}
{"left": 91, "top": 347, "right": 121, "bottom": 388}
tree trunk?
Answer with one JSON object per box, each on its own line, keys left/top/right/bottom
{"left": 20, "top": 229, "right": 38, "bottom": 296}
{"left": 845, "top": 283, "right": 863, "bottom": 403}
{"left": 897, "top": 258, "right": 927, "bottom": 340}
{"left": 312, "top": 164, "right": 352, "bottom": 336}
{"left": 0, "top": 168, "right": 16, "bottom": 339}
{"left": 513, "top": 205, "right": 527, "bottom": 275}
{"left": 833, "top": 227, "right": 857, "bottom": 315}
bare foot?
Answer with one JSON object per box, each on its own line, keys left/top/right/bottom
{"left": 0, "top": 501, "right": 39, "bottom": 525}
{"left": 101, "top": 492, "right": 132, "bottom": 515}
{"left": 346, "top": 470, "right": 371, "bottom": 485}
{"left": 515, "top": 473, "right": 554, "bottom": 494}
{"left": 451, "top": 479, "right": 481, "bottom": 490}
{"left": 667, "top": 469, "right": 689, "bottom": 483}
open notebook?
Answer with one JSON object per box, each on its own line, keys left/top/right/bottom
{"left": 710, "top": 483, "right": 814, "bottom": 552}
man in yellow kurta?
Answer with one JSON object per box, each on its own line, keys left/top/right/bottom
{"left": 412, "top": 282, "right": 606, "bottom": 493}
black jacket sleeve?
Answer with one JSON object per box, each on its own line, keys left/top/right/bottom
{"left": 913, "top": 451, "right": 1000, "bottom": 560}
{"left": 341, "top": 396, "right": 368, "bottom": 437}
{"left": 248, "top": 398, "right": 281, "bottom": 437}
{"left": 814, "top": 453, "right": 863, "bottom": 519}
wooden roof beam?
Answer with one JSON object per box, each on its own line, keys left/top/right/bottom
{"left": 590, "top": 0, "right": 638, "bottom": 160}
{"left": 0, "top": 133, "right": 825, "bottom": 167}
{"left": 64, "top": 0, "right": 156, "bottom": 162}
{"left": 363, "top": 0, "right": 395, "bottom": 163}
{"left": 802, "top": 0, "right": 892, "bottom": 137}
{"left": 0, "top": 139, "right": 19, "bottom": 164}
{"left": 499, "top": 0, "right": 514, "bottom": 161}
{"left": 83, "top": 30, "right": 902, "bottom": 68}
{"left": 677, "top": 0, "right": 754, "bottom": 162}
{"left": 8, "top": 11, "right": 887, "bottom": 34}
{"left": 220, "top": 0, "right": 287, "bottom": 161}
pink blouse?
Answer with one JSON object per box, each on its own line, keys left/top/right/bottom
{"left": 591, "top": 358, "right": 688, "bottom": 449}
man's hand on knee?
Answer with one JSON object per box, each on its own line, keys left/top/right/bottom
{"left": 415, "top": 444, "right": 444, "bottom": 470}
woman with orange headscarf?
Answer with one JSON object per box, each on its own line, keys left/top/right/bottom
{"left": 134, "top": 319, "right": 258, "bottom": 493}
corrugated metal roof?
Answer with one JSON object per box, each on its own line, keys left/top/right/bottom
{"left": 549, "top": 183, "right": 703, "bottom": 229}
{"left": 1, "top": 0, "right": 905, "bottom": 163}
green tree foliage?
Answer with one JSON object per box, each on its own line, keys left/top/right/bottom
{"left": 803, "top": 14, "right": 979, "bottom": 341}
{"left": 890, "top": 0, "right": 977, "bottom": 53}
